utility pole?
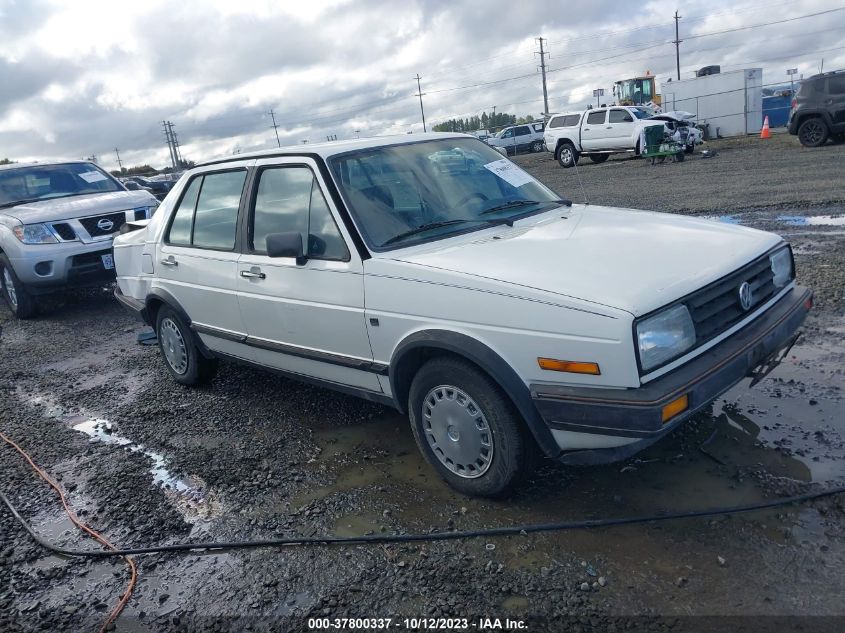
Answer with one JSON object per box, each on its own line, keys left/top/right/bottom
{"left": 414, "top": 74, "right": 427, "bottom": 132}
{"left": 673, "top": 10, "right": 682, "bottom": 80}
{"left": 269, "top": 109, "right": 281, "bottom": 147}
{"left": 535, "top": 37, "right": 550, "bottom": 117}
{"left": 167, "top": 122, "right": 183, "bottom": 166}
{"left": 162, "top": 121, "right": 177, "bottom": 170}
{"left": 114, "top": 148, "right": 123, "bottom": 171}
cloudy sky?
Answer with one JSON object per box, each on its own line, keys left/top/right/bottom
{"left": 1, "top": 0, "right": 843, "bottom": 170}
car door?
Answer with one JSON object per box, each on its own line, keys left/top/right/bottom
{"left": 235, "top": 157, "right": 381, "bottom": 392}
{"left": 607, "top": 108, "right": 636, "bottom": 147}
{"left": 513, "top": 125, "right": 532, "bottom": 152}
{"left": 826, "top": 75, "right": 845, "bottom": 127}
{"left": 155, "top": 164, "right": 252, "bottom": 342}
{"left": 580, "top": 110, "right": 607, "bottom": 150}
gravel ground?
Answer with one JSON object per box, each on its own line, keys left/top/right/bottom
{"left": 1, "top": 134, "right": 844, "bottom": 632}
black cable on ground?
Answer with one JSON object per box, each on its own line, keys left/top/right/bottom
{"left": 3, "top": 486, "right": 844, "bottom": 559}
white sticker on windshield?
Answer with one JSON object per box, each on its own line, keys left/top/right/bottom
{"left": 78, "top": 170, "right": 108, "bottom": 183}
{"left": 482, "top": 159, "right": 534, "bottom": 188}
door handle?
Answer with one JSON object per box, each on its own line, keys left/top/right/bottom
{"left": 606, "top": 126, "right": 613, "bottom": 129}
{"left": 240, "top": 268, "right": 266, "bottom": 280}
{"left": 160, "top": 257, "right": 177, "bottom": 267}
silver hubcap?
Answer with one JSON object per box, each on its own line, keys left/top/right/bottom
{"left": 160, "top": 317, "right": 188, "bottom": 374}
{"left": 2, "top": 267, "right": 17, "bottom": 309}
{"left": 560, "top": 148, "right": 572, "bottom": 164}
{"left": 422, "top": 385, "right": 493, "bottom": 479}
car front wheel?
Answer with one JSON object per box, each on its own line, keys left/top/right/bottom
{"left": 0, "top": 255, "right": 38, "bottom": 319}
{"left": 156, "top": 306, "right": 218, "bottom": 386}
{"left": 797, "top": 117, "right": 829, "bottom": 147}
{"left": 557, "top": 143, "right": 579, "bottom": 168}
{"left": 408, "top": 356, "right": 537, "bottom": 497}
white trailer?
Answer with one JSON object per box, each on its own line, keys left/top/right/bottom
{"left": 661, "top": 68, "right": 763, "bottom": 138}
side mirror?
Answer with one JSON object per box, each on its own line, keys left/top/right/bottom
{"left": 266, "top": 232, "right": 307, "bottom": 265}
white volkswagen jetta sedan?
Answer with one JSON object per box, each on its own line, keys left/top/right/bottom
{"left": 113, "top": 134, "right": 811, "bottom": 497}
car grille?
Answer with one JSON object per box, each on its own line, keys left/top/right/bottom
{"left": 686, "top": 255, "right": 777, "bottom": 344}
{"left": 51, "top": 222, "right": 77, "bottom": 241}
{"left": 79, "top": 212, "right": 126, "bottom": 238}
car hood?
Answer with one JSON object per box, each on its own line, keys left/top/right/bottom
{"left": 388, "top": 204, "right": 782, "bottom": 316}
{"left": 650, "top": 110, "right": 697, "bottom": 122}
{"left": 1, "top": 190, "right": 157, "bottom": 223}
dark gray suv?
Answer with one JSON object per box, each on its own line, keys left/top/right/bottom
{"left": 788, "top": 70, "right": 845, "bottom": 147}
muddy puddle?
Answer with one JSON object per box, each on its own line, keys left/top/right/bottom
{"left": 700, "top": 207, "right": 845, "bottom": 234}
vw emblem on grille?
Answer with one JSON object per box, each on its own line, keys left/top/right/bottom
{"left": 738, "top": 281, "right": 753, "bottom": 311}
{"left": 96, "top": 218, "right": 115, "bottom": 232}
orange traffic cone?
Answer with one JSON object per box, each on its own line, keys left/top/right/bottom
{"left": 760, "top": 115, "right": 771, "bottom": 139}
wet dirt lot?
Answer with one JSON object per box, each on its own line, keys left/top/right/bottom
{"left": 1, "top": 137, "right": 844, "bottom": 632}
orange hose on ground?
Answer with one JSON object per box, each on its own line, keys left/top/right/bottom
{"left": 0, "top": 431, "right": 137, "bottom": 633}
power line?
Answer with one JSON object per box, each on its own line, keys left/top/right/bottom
{"left": 684, "top": 6, "right": 845, "bottom": 41}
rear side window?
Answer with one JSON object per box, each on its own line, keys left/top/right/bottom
{"left": 828, "top": 76, "right": 845, "bottom": 95}
{"left": 563, "top": 114, "right": 581, "bottom": 126}
{"left": 165, "top": 170, "right": 247, "bottom": 250}
{"left": 548, "top": 116, "right": 563, "bottom": 128}
{"left": 251, "top": 166, "right": 348, "bottom": 261}
{"left": 515, "top": 126, "right": 531, "bottom": 136}
{"left": 586, "top": 110, "right": 606, "bottom": 125}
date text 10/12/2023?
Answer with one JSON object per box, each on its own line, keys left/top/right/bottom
{"left": 307, "top": 617, "right": 528, "bottom": 630}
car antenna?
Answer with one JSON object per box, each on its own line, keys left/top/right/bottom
{"left": 571, "top": 155, "right": 589, "bottom": 206}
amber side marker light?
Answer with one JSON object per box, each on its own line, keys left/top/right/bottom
{"left": 537, "top": 358, "right": 601, "bottom": 375}
{"left": 662, "top": 394, "right": 689, "bottom": 423}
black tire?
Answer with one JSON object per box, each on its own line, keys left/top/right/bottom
{"left": 0, "top": 254, "right": 38, "bottom": 319}
{"left": 684, "top": 144, "right": 695, "bottom": 154}
{"left": 797, "top": 117, "right": 829, "bottom": 147}
{"left": 531, "top": 140, "right": 544, "bottom": 153}
{"left": 588, "top": 154, "right": 609, "bottom": 164}
{"left": 674, "top": 151, "right": 685, "bottom": 162}
{"left": 556, "top": 142, "right": 579, "bottom": 168}
{"left": 408, "top": 356, "right": 538, "bottom": 497}
{"left": 155, "top": 306, "right": 218, "bottom": 386}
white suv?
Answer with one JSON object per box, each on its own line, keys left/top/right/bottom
{"left": 113, "top": 133, "right": 810, "bottom": 497}
{"left": 486, "top": 122, "right": 545, "bottom": 154}
{"left": 0, "top": 161, "right": 159, "bottom": 318}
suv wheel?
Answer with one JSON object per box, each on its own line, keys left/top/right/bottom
{"left": 156, "top": 306, "right": 218, "bottom": 385}
{"left": 588, "top": 154, "right": 609, "bottom": 164}
{"left": 797, "top": 117, "right": 829, "bottom": 147}
{"left": 531, "top": 140, "right": 544, "bottom": 153}
{"left": 408, "top": 356, "right": 537, "bottom": 497}
{"left": 557, "top": 143, "right": 579, "bottom": 168}
{"left": 0, "top": 255, "right": 38, "bottom": 319}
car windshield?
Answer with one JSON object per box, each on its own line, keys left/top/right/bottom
{"left": 0, "top": 163, "right": 123, "bottom": 208}
{"left": 328, "top": 138, "right": 564, "bottom": 250}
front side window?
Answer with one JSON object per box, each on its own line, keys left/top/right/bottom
{"left": 609, "top": 109, "right": 634, "bottom": 123}
{"left": 498, "top": 128, "right": 513, "bottom": 138}
{"left": 165, "top": 169, "right": 246, "bottom": 250}
{"left": 251, "top": 166, "right": 348, "bottom": 260}
{"left": 586, "top": 110, "right": 606, "bottom": 125}
{"left": 329, "top": 138, "right": 562, "bottom": 250}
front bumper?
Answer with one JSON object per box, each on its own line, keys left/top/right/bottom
{"left": 530, "top": 286, "right": 812, "bottom": 465}
{"left": 9, "top": 241, "right": 117, "bottom": 294}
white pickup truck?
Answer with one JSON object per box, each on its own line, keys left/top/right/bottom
{"left": 544, "top": 106, "right": 664, "bottom": 168}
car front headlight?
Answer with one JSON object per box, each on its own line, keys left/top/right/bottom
{"left": 12, "top": 223, "right": 58, "bottom": 244}
{"left": 770, "top": 246, "right": 793, "bottom": 289}
{"left": 636, "top": 304, "right": 696, "bottom": 372}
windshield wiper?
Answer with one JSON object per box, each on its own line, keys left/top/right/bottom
{"left": 479, "top": 198, "right": 571, "bottom": 216}
{"left": 0, "top": 197, "right": 42, "bottom": 209}
{"left": 381, "top": 217, "right": 518, "bottom": 246}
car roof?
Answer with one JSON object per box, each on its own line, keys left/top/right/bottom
{"left": 197, "top": 132, "right": 474, "bottom": 167}
{"left": 0, "top": 160, "right": 96, "bottom": 172}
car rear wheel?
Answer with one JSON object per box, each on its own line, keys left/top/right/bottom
{"left": 408, "top": 356, "right": 538, "bottom": 497}
{"left": 531, "top": 140, "right": 544, "bottom": 153}
{"left": 156, "top": 306, "right": 218, "bottom": 386}
{"left": 797, "top": 117, "right": 829, "bottom": 147}
{"left": 588, "top": 154, "right": 609, "bottom": 164}
{"left": 0, "top": 255, "right": 38, "bottom": 319}
{"left": 557, "top": 143, "right": 579, "bottom": 168}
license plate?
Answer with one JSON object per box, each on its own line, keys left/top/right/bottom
{"left": 101, "top": 253, "right": 115, "bottom": 270}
